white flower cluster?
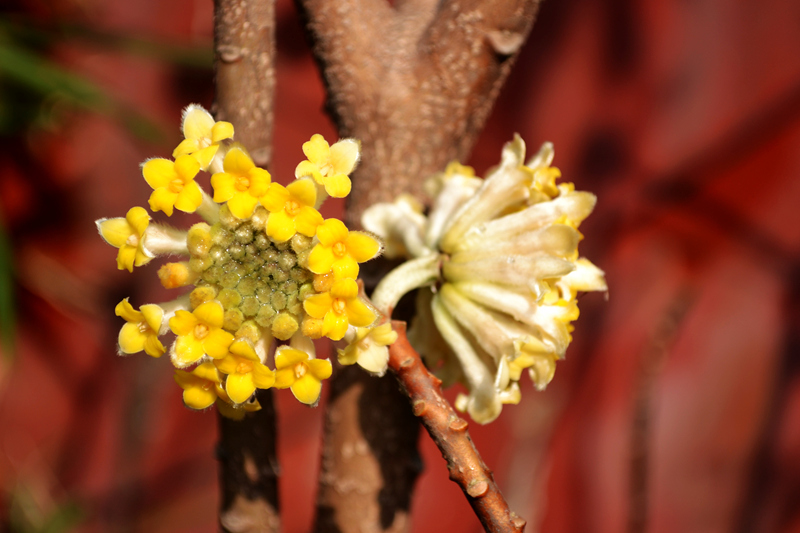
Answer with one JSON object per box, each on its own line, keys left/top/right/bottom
{"left": 364, "top": 135, "right": 606, "bottom": 423}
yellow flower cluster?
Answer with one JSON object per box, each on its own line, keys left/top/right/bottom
{"left": 366, "top": 136, "right": 606, "bottom": 423}
{"left": 97, "top": 105, "right": 383, "bottom": 414}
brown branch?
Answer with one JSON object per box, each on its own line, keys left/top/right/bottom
{"left": 388, "top": 321, "right": 527, "bottom": 533}
{"left": 214, "top": 0, "right": 276, "bottom": 167}
{"left": 217, "top": 390, "right": 280, "bottom": 533}
{"left": 297, "top": 0, "right": 543, "bottom": 224}
{"left": 213, "top": 1, "right": 279, "bottom": 531}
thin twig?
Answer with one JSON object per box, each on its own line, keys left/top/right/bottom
{"left": 388, "top": 321, "right": 527, "bottom": 533}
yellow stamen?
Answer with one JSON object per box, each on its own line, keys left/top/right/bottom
{"left": 168, "top": 178, "right": 184, "bottom": 193}
{"left": 194, "top": 323, "right": 209, "bottom": 340}
{"left": 235, "top": 176, "right": 250, "bottom": 192}
{"left": 294, "top": 362, "right": 307, "bottom": 379}
{"left": 332, "top": 242, "right": 347, "bottom": 257}
{"left": 285, "top": 200, "right": 301, "bottom": 216}
{"left": 236, "top": 361, "right": 254, "bottom": 374}
{"left": 332, "top": 299, "right": 346, "bottom": 315}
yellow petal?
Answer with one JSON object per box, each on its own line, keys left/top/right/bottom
{"left": 211, "top": 121, "right": 234, "bottom": 143}
{"left": 330, "top": 278, "right": 358, "bottom": 299}
{"left": 338, "top": 346, "right": 358, "bottom": 366}
{"left": 291, "top": 374, "right": 323, "bottom": 405}
{"left": 183, "top": 383, "right": 217, "bottom": 410}
{"left": 203, "top": 328, "right": 234, "bottom": 359}
{"left": 329, "top": 139, "right": 359, "bottom": 175}
{"left": 214, "top": 354, "right": 239, "bottom": 374}
{"left": 193, "top": 361, "right": 221, "bottom": 382}
{"left": 275, "top": 346, "right": 309, "bottom": 370}
{"left": 174, "top": 335, "right": 205, "bottom": 366}
{"left": 307, "top": 358, "right": 332, "bottom": 380}
{"left": 331, "top": 256, "right": 359, "bottom": 279}
{"left": 142, "top": 158, "right": 176, "bottom": 189}
{"left": 182, "top": 104, "right": 215, "bottom": 141}
{"left": 295, "top": 160, "right": 323, "bottom": 183}
{"left": 191, "top": 144, "right": 218, "bottom": 171}
{"left": 308, "top": 245, "right": 336, "bottom": 275}
{"left": 228, "top": 192, "right": 259, "bottom": 219}
{"left": 345, "top": 232, "right": 380, "bottom": 262}
{"left": 211, "top": 172, "right": 237, "bottom": 202}
{"left": 174, "top": 155, "right": 201, "bottom": 182}
{"left": 303, "top": 292, "right": 333, "bottom": 319}
{"left": 140, "top": 304, "right": 164, "bottom": 332}
{"left": 323, "top": 174, "right": 351, "bottom": 198}
{"left": 287, "top": 178, "right": 317, "bottom": 207}
{"left": 266, "top": 210, "right": 296, "bottom": 242}
{"left": 115, "top": 298, "right": 142, "bottom": 323}
{"left": 175, "top": 181, "right": 203, "bottom": 213}
{"left": 116, "top": 246, "right": 137, "bottom": 272}
{"left": 323, "top": 312, "right": 348, "bottom": 341}
{"left": 98, "top": 217, "right": 132, "bottom": 248}
{"left": 316, "top": 219, "right": 348, "bottom": 247}
{"left": 345, "top": 298, "right": 376, "bottom": 328}
{"left": 252, "top": 364, "right": 275, "bottom": 389}
{"left": 119, "top": 322, "right": 147, "bottom": 354}
{"left": 134, "top": 247, "right": 152, "bottom": 268}
{"left": 173, "top": 138, "right": 200, "bottom": 158}
{"left": 260, "top": 183, "right": 290, "bottom": 212}
{"left": 194, "top": 301, "right": 224, "bottom": 328}
{"left": 125, "top": 207, "right": 150, "bottom": 237}
{"left": 274, "top": 368, "right": 296, "bottom": 389}
{"left": 226, "top": 372, "right": 256, "bottom": 404}
{"left": 230, "top": 339, "right": 259, "bottom": 361}
{"left": 148, "top": 188, "right": 178, "bottom": 216}
{"left": 169, "top": 310, "right": 198, "bottom": 336}
{"left": 224, "top": 147, "right": 255, "bottom": 175}
{"left": 295, "top": 206, "right": 323, "bottom": 237}
{"left": 247, "top": 167, "right": 272, "bottom": 196}
{"left": 302, "top": 134, "right": 330, "bottom": 165}
{"left": 143, "top": 335, "right": 165, "bottom": 358}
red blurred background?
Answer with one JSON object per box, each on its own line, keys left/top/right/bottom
{"left": 1, "top": 0, "right": 799, "bottom": 531}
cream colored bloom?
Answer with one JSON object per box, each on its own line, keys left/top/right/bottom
{"left": 370, "top": 136, "right": 606, "bottom": 423}
{"left": 338, "top": 323, "right": 398, "bottom": 376}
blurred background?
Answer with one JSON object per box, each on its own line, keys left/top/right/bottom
{"left": 1, "top": 0, "right": 799, "bottom": 531}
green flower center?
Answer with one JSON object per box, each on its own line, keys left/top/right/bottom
{"left": 187, "top": 204, "right": 319, "bottom": 341}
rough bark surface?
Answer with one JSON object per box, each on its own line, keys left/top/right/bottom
{"left": 296, "top": 1, "right": 542, "bottom": 531}
{"left": 214, "top": 1, "right": 279, "bottom": 531}
{"left": 388, "top": 322, "right": 527, "bottom": 533}
{"left": 214, "top": 0, "right": 276, "bottom": 167}
{"left": 217, "top": 390, "right": 281, "bottom": 533}
{"left": 296, "top": 0, "right": 543, "bottom": 226}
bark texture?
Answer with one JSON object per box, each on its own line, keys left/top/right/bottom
{"left": 296, "top": 0, "right": 543, "bottom": 226}
{"left": 296, "top": 1, "right": 542, "bottom": 531}
{"left": 214, "top": 1, "right": 279, "bottom": 531}
{"left": 388, "top": 323, "right": 527, "bottom": 533}
{"left": 214, "top": 0, "right": 276, "bottom": 167}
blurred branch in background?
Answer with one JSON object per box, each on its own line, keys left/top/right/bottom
{"left": 0, "top": 17, "right": 214, "bottom": 142}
